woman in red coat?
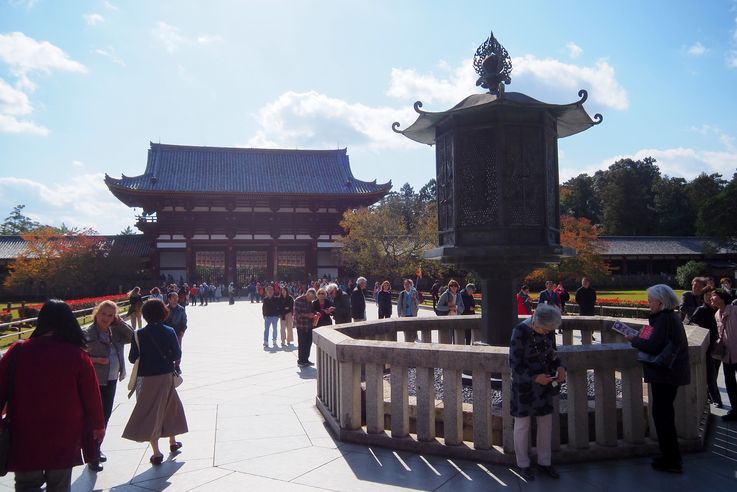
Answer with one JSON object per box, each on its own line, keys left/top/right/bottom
{"left": 0, "top": 300, "right": 105, "bottom": 491}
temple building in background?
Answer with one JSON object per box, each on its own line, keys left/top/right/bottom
{"left": 105, "top": 143, "right": 391, "bottom": 285}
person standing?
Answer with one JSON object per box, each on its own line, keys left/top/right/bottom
{"left": 262, "top": 285, "right": 280, "bottom": 348}
{"left": 436, "top": 279, "right": 464, "bottom": 316}
{"left": 351, "top": 276, "right": 368, "bottom": 322}
{"left": 461, "top": 283, "right": 477, "bottom": 344}
{"left": 431, "top": 280, "right": 441, "bottom": 311}
{"left": 84, "top": 300, "right": 134, "bottom": 472}
{"left": 327, "top": 283, "right": 351, "bottom": 325}
{"left": 278, "top": 285, "right": 295, "bottom": 347}
{"left": 0, "top": 300, "right": 106, "bottom": 491}
{"left": 575, "top": 277, "right": 597, "bottom": 316}
{"left": 712, "top": 290, "right": 737, "bottom": 421}
{"left": 626, "top": 284, "right": 690, "bottom": 473}
{"left": 377, "top": 280, "right": 393, "bottom": 319}
{"left": 680, "top": 277, "right": 704, "bottom": 323}
{"left": 517, "top": 285, "right": 532, "bottom": 316}
{"left": 123, "top": 299, "right": 188, "bottom": 466}
{"left": 554, "top": 282, "right": 569, "bottom": 314}
{"left": 397, "top": 279, "right": 421, "bottom": 318}
{"left": 313, "top": 288, "right": 335, "bottom": 328}
{"left": 690, "top": 287, "right": 722, "bottom": 408}
{"left": 294, "top": 289, "right": 317, "bottom": 367}
{"left": 509, "top": 304, "right": 566, "bottom": 480}
{"left": 538, "top": 281, "right": 561, "bottom": 311}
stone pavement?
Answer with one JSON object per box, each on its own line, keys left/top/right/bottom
{"left": 1, "top": 299, "right": 736, "bottom": 491}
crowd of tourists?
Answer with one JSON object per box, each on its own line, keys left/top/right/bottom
{"left": 1, "top": 272, "right": 735, "bottom": 488}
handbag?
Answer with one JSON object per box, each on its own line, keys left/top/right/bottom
{"left": 637, "top": 342, "right": 679, "bottom": 368}
{"left": 711, "top": 340, "right": 727, "bottom": 361}
{"left": 127, "top": 330, "right": 141, "bottom": 398}
{"left": 0, "top": 342, "right": 22, "bottom": 476}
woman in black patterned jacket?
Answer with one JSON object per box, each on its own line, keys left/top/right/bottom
{"left": 509, "top": 303, "right": 566, "bottom": 481}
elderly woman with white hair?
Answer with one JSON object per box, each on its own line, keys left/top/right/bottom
{"left": 626, "top": 284, "right": 690, "bottom": 474}
{"left": 509, "top": 303, "right": 566, "bottom": 481}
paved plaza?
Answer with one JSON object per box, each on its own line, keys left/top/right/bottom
{"left": 2, "top": 299, "right": 736, "bottom": 491}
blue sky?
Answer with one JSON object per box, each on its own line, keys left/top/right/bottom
{"left": 1, "top": 0, "right": 736, "bottom": 234}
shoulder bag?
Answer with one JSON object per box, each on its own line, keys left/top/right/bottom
{"left": 0, "top": 342, "right": 22, "bottom": 476}
{"left": 127, "top": 330, "right": 141, "bottom": 398}
{"left": 637, "top": 320, "right": 680, "bottom": 369}
{"left": 711, "top": 323, "right": 727, "bottom": 361}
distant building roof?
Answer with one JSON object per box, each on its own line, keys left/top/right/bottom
{"left": 105, "top": 143, "right": 392, "bottom": 201}
{"left": 0, "top": 234, "right": 151, "bottom": 261}
{"left": 598, "top": 236, "right": 736, "bottom": 256}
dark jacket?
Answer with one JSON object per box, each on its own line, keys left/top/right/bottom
{"left": 631, "top": 309, "right": 690, "bottom": 386}
{"left": 129, "top": 323, "right": 181, "bottom": 377}
{"left": 377, "top": 290, "right": 393, "bottom": 318}
{"left": 690, "top": 304, "right": 718, "bottom": 349}
{"left": 509, "top": 321, "right": 563, "bottom": 417}
{"left": 165, "top": 303, "right": 188, "bottom": 335}
{"left": 312, "top": 299, "right": 334, "bottom": 327}
{"left": 575, "top": 286, "right": 597, "bottom": 315}
{"left": 351, "top": 287, "right": 366, "bottom": 319}
{"left": 461, "top": 291, "right": 476, "bottom": 315}
{"left": 679, "top": 291, "right": 702, "bottom": 323}
{"left": 277, "top": 294, "right": 294, "bottom": 319}
{"left": 262, "top": 296, "right": 280, "bottom": 317}
{"left": 332, "top": 290, "right": 352, "bottom": 324}
{"left": 538, "top": 289, "right": 560, "bottom": 309}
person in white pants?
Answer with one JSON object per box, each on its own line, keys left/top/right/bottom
{"left": 509, "top": 303, "right": 566, "bottom": 481}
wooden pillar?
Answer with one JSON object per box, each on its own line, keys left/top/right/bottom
{"left": 226, "top": 242, "right": 235, "bottom": 284}
{"left": 272, "top": 241, "right": 278, "bottom": 279}
{"left": 185, "top": 238, "right": 194, "bottom": 281}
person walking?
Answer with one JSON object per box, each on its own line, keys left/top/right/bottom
{"left": 294, "top": 289, "right": 317, "bottom": 367}
{"left": 262, "top": 285, "right": 280, "bottom": 348}
{"left": 128, "top": 286, "right": 144, "bottom": 329}
{"left": 84, "top": 300, "right": 134, "bottom": 472}
{"left": 626, "top": 284, "right": 690, "bottom": 473}
{"left": 377, "top": 280, "right": 393, "bottom": 319}
{"left": 397, "top": 279, "right": 421, "bottom": 318}
{"left": 575, "top": 277, "right": 597, "bottom": 316}
{"left": 277, "top": 285, "right": 295, "bottom": 347}
{"left": 122, "top": 299, "right": 188, "bottom": 466}
{"left": 509, "top": 304, "right": 566, "bottom": 481}
{"left": 351, "top": 277, "right": 368, "bottom": 322}
{"left": 0, "top": 300, "right": 106, "bottom": 491}
{"left": 436, "top": 279, "right": 464, "bottom": 316}
{"left": 431, "top": 280, "right": 441, "bottom": 311}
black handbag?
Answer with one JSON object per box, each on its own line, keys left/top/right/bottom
{"left": 637, "top": 341, "right": 679, "bottom": 368}
{"left": 0, "top": 342, "right": 22, "bottom": 476}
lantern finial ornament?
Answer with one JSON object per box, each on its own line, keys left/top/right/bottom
{"left": 473, "top": 31, "right": 512, "bottom": 96}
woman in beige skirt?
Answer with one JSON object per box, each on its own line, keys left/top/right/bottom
{"left": 123, "top": 299, "right": 188, "bottom": 465}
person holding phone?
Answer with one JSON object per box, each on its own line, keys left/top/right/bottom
{"left": 509, "top": 303, "right": 566, "bottom": 481}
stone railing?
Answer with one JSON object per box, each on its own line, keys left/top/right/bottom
{"left": 313, "top": 316, "right": 710, "bottom": 464}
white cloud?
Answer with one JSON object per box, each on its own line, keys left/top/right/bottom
{"left": 728, "top": 51, "right": 737, "bottom": 68}
{"left": 248, "top": 55, "right": 628, "bottom": 151}
{"left": 152, "top": 21, "right": 187, "bottom": 53}
{"left": 83, "top": 13, "right": 105, "bottom": 26}
{"left": 72, "top": 160, "right": 84, "bottom": 168}
{"left": 0, "top": 173, "right": 135, "bottom": 234}
{"left": 247, "top": 90, "right": 416, "bottom": 150}
{"left": 0, "top": 33, "right": 85, "bottom": 135}
{"left": 196, "top": 35, "right": 224, "bottom": 45}
{"left": 566, "top": 42, "right": 583, "bottom": 59}
{"left": 152, "top": 21, "right": 224, "bottom": 54}
{"left": 687, "top": 41, "right": 706, "bottom": 56}
{"left": 513, "top": 55, "right": 629, "bottom": 110}
{"left": 103, "top": 1, "right": 119, "bottom": 11}
{"left": 8, "top": 0, "right": 39, "bottom": 9}
{"left": 94, "top": 47, "right": 125, "bottom": 67}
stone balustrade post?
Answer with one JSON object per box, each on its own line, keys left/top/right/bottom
{"left": 443, "top": 368, "right": 463, "bottom": 445}
{"left": 365, "top": 363, "right": 385, "bottom": 434}
{"left": 339, "top": 361, "right": 361, "bottom": 430}
{"left": 472, "top": 369, "right": 491, "bottom": 450}
{"left": 416, "top": 366, "right": 436, "bottom": 441}
{"left": 390, "top": 366, "right": 409, "bottom": 437}
{"left": 566, "top": 368, "right": 589, "bottom": 449}
{"left": 594, "top": 368, "right": 617, "bottom": 446}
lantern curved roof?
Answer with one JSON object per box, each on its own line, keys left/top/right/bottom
{"left": 105, "top": 143, "right": 392, "bottom": 197}
{"left": 393, "top": 91, "right": 602, "bottom": 145}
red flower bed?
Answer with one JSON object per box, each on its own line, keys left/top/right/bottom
{"left": 23, "top": 294, "right": 128, "bottom": 312}
{"left": 596, "top": 297, "right": 649, "bottom": 308}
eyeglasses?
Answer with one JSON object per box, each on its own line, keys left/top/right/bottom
{"left": 317, "top": 293, "right": 326, "bottom": 296}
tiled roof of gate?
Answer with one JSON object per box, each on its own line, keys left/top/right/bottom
{"left": 105, "top": 143, "right": 392, "bottom": 195}
{"left": 0, "top": 234, "right": 151, "bottom": 261}
{"left": 598, "top": 236, "right": 735, "bottom": 256}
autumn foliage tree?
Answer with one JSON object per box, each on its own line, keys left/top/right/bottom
{"left": 4, "top": 227, "right": 145, "bottom": 298}
{"left": 525, "top": 215, "right": 610, "bottom": 287}
{"left": 339, "top": 181, "right": 448, "bottom": 284}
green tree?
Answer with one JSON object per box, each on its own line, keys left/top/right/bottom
{"left": 0, "top": 204, "right": 41, "bottom": 235}
{"left": 675, "top": 260, "right": 709, "bottom": 289}
{"left": 560, "top": 174, "right": 601, "bottom": 223}
{"left": 686, "top": 172, "right": 726, "bottom": 212}
{"left": 598, "top": 157, "right": 660, "bottom": 235}
{"left": 696, "top": 172, "right": 737, "bottom": 247}
{"left": 652, "top": 176, "right": 694, "bottom": 235}
{"left": 120, "top": 225, "right": 136, "bottom": 235}
{"left": 418, "top": 178, "right": 436, "bottom": 204}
